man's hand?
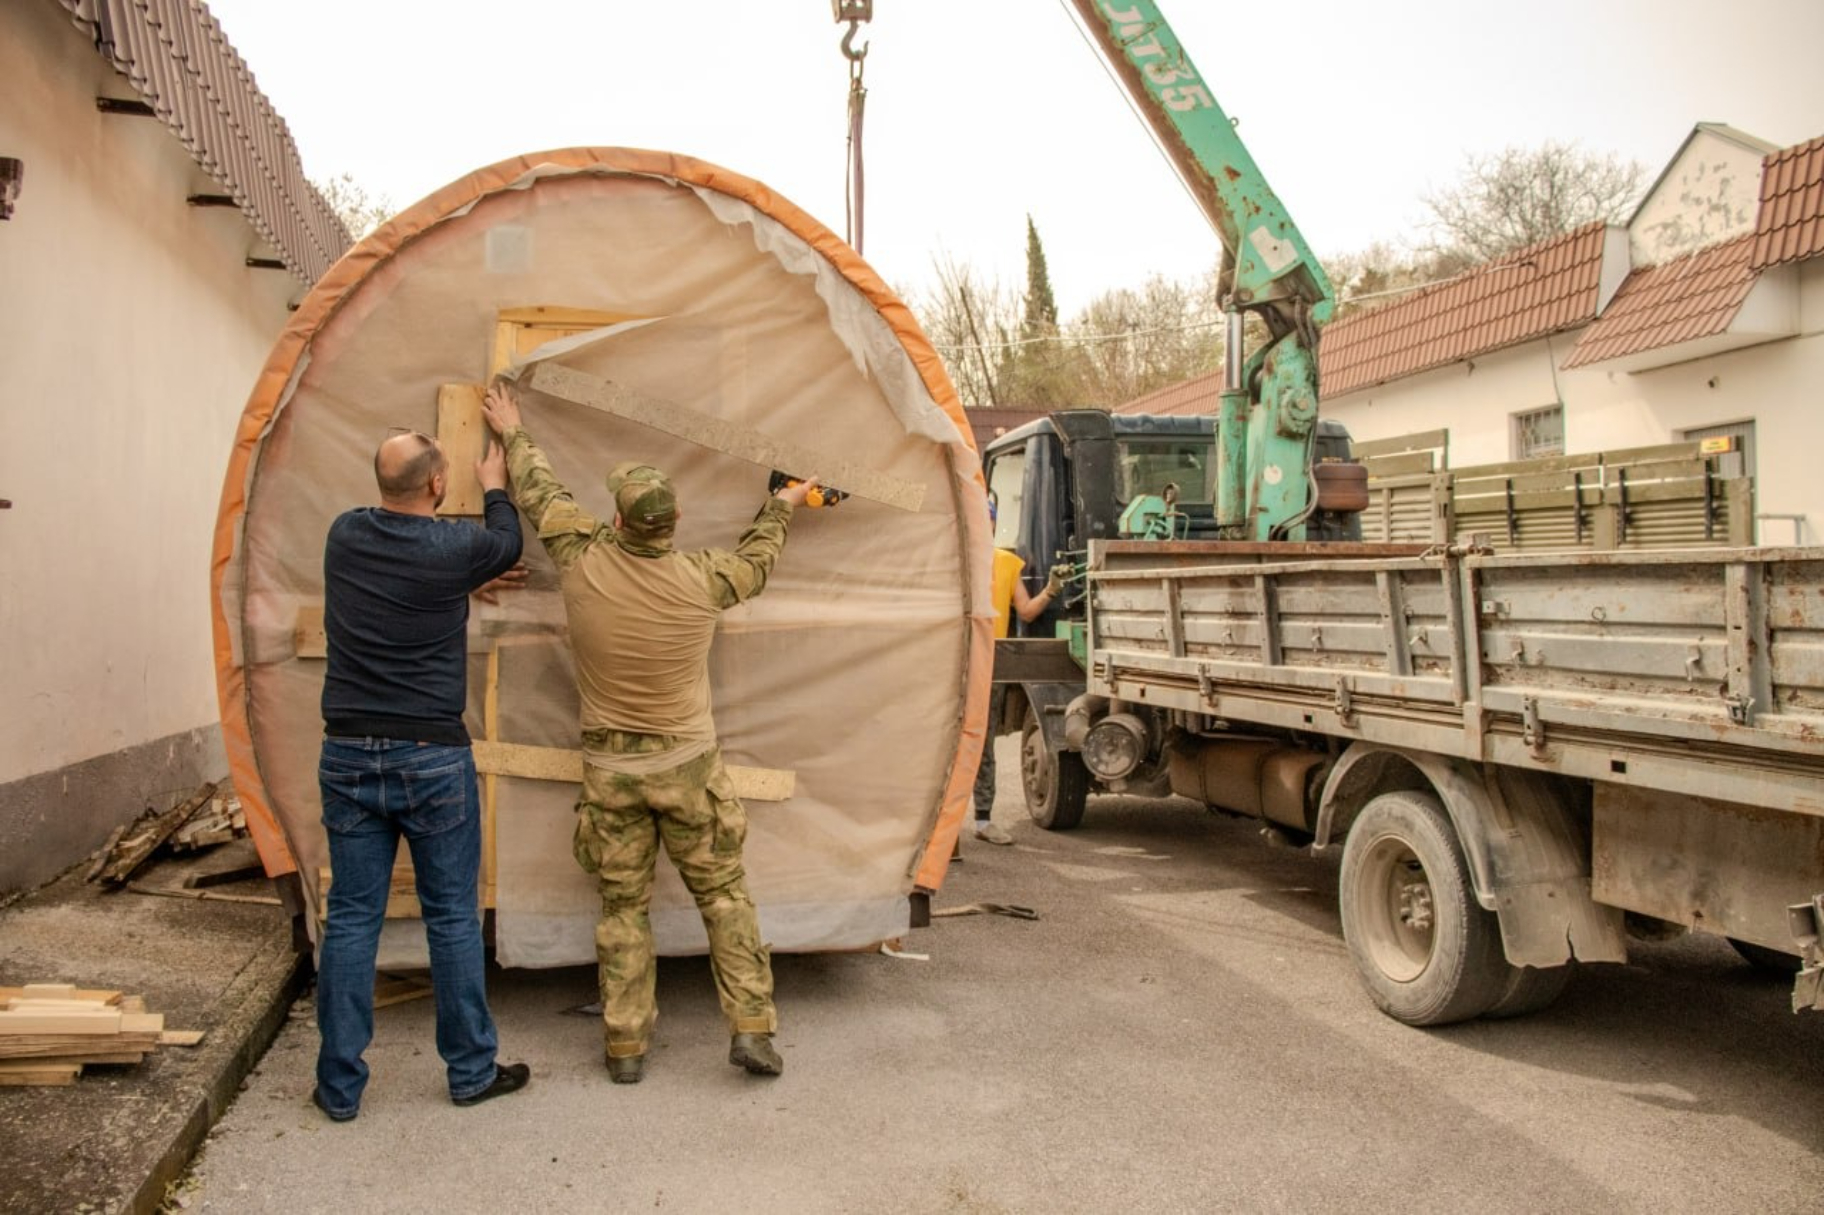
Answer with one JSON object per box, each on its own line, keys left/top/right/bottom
{"left": 473, "top": 561, "right": 530, "bottom": 605}
{"left": 481, "top": 381, "right": 522, "bottom": 435}
{"left": 1045, "top": 563, "right": 1072, "bottom": 597}
{"left": 477, "top": 435, "right": 508, "bottom": 492}
{"left": 774, "top": 474, "right": 821, "bottom": 508}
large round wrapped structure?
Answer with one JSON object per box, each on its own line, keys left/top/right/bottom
{"left": 212, "top": 149, "right": 993, "bottom": 967}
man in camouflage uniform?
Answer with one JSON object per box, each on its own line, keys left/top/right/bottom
{"left": 481, "top": 381, "right": 816, "bottom": 1084}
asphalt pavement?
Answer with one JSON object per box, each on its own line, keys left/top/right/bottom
{"left": 174, "top": 737, "right": 1824, "bottom": 1215}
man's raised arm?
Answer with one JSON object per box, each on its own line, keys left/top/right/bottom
{"left": 480, "top": 381, "right": 600, "bottom": 572}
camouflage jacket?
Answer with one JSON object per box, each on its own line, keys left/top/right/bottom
{"left": 500, "top": 424, "right": 795, "bottom": 739}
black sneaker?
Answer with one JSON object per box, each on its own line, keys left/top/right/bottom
{"left": 452, "top": 1062, "right": 531, "bottom": 1106}
{"left": 311, "top": 1087, "right": 357, "bottom": 1122}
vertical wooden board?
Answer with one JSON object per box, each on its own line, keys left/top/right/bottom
{"left": 436, "top": 383, "right": 487, "bottom": 517}
{"left": 482, "top": 647, "right": 500, "bottom": 909}
{"left": 294, "top": 603, "right": 326, "bottom": 659}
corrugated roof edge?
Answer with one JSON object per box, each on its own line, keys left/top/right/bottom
{"left": 58, "top": 0, "right": 351, "bottom": 284}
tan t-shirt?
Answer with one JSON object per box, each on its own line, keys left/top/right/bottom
{"left": 503, "top": 425, "right": 794, "bottom": 743}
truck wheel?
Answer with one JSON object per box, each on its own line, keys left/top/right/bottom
{"left": 1021, "top": 706, "right": 1089, "bottom": 831}
{"left": 1483, "top": 962, "right": 1576, "bottom": 1020}
{"left": 1727, "top": 937, "right": 1803, "bottom": 974}
{"left": 1338, "top": 790, "right": 1507, "bottom": 1026}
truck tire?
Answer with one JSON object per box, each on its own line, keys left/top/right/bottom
{"left": 1021, "top": 706, "right": 1089, "bottom": 831}
{"left": 1483, "top": 962, "right": 1576, "bottom": 1020}
{"left": 1727, "top": 937, "right": 1803, "bottom": 974}
{"left": 1338, "top": 790, "right": 1507, "bottom": 1026}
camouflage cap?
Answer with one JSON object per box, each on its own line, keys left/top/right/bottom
{"left": 606, "top": 461, "right": 678, "bottom": 539}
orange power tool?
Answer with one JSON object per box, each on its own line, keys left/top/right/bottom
{"left": 768, "top": 470, "right": 849, "bottom": 508}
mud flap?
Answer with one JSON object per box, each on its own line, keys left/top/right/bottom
{"left": 1789, "top": 896, "right": 1824, "bottom": 1013}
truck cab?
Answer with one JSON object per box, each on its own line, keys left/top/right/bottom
{"left": 980, "top": 407, "right": 1366, "bottom": 828}
{"left": 982, "top": 408, "right": 1364, "bottom": 633}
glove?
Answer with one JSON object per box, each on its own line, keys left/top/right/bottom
{"left": 1044, "top": 564, "right": 1070, "bottom": 597}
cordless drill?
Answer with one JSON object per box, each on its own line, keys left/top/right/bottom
{"left": 768, "top": 470, "right": 848, "bottom": 508}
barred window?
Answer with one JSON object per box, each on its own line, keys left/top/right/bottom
{"left": 1512, "top": 405, "right": 1564, "bottom": 460}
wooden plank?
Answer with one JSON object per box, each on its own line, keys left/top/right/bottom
{"left": 436, "top": 383, "right": 488, "bottom": 517}
{"left": 294, "top": 603, "right": 326, "bottom": 659}
{"left": 126, "top": 882, "right": 281, "bottom": 907}
{"left": 318, "top": 866, "right": 422, "bottom": 920}
{"left": 159, "top": 1029, "right": 206, "bottom": 1047}
{"left": 0, "top": 1032, "right": 159, "bottom": 1059}
{"left": 0, "top": 1064, "right": 80, "bottom": 1086}
{"left": 373, "top": 975, "right": 435, "bottom": 1009}
{"left": 482, "top": 647, "right": 500, "bottom": 910}
{"left": 497, "top": 306, "right": 642, "bottom": 328}
{"left": 471, "top": 740, "right": 796, "bottom": 802}
{"left": 522, "top": 362, "right": 925, "bottom": 513}
{"left": 0, "top": 1009, "right": 122, "bottom": 1036}
{"left": 0, "top": 986, "right": 121, "bottom": 1005}
{"left": 6, "top": 1050, "right": 146, "bottom": 1067}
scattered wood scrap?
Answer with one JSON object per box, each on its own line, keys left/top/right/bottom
{"left": 126, "top": 881, "right": 281, "bottom": 907}
{"left": 88, "top": 782, "right": 258, "bottom": 888}
{"left": 89, "top": 782, "right": 219, "bottom": 885}
{"left": 0, "top": 985, "right": 198, "bottom": 1085}
{"left": 373, "top": 974, "right": 434, "bottom": 1008}
{"left": 170, "top": 791, "right": 247, "bottom": 853}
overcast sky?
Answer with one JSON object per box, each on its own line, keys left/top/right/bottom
{"left": 206, "top": 0, "right": 1824, "bottom": 317}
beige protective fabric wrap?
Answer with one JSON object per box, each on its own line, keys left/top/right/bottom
{"left": 211, "top": 149, "right": 994, "bottom": 967}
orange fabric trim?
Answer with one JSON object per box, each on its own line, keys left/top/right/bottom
{"left": 210, "top": 147, "right": 987, "bottom": 889}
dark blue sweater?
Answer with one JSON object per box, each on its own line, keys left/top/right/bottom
{"left": 321, "top": 489, "right": 523, "bottom": 745}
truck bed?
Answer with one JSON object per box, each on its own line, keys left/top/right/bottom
{"left": 1085, "top": 541, "right": 1824, "bottom": 816}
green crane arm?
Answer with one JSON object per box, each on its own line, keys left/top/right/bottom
{"left": 1068, "top": 0, "right": 1336, "bottom": 540}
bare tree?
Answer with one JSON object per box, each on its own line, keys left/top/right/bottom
{"left": 1325, "top": 241, "right": 1469, "bottom": 318}
{"left": 313, "top": 171, "right": 393, "bottom": 241}
{"left": 1072, "top": 272, "right": 1222, "bottom": 404}
{"left": 905, "top": 254, "right": 1023, "bottom": 408}
{"left": 1422, "top": 142, "right": 1647, "bottom": 263}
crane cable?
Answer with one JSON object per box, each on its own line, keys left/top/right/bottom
{"left": 835, "top": 2, "right": 872, "bottom": 253}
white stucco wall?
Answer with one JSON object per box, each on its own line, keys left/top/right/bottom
{"left": 1322, "top": 260, "right": 1824, "bottom": 545}
{"left": 1629, "top": 127, "right": 1772, "bottom": 266}
{"left": 0, "top": 3, "right": 298, "bottom": 787}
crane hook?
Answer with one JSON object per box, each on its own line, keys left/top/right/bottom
{"left": 833, "top": 0, "right": 872, "bottom": 62}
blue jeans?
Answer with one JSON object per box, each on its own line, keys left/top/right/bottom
{"left": 315, "top": 738, "right": 499, "bottom": 1112}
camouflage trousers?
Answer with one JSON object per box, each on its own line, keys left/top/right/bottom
{"left": 571, "top": 736, "right": 776, "bottom": 1059}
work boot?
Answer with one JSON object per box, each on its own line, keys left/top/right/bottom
{"left": 607, "top": 1054, "right": 646, "bottom": 1085}
{"left": 729, "top": 1033, "right": 784, "bottom": 1076}
{"left": 974, "top": 820, "right": 1014, "bottom": 846}
{"left": 451, "top": 1062, "right": 531, "bottom": 1106}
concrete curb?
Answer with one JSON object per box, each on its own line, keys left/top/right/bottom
{"left": 126, "top": 925, "right": 306, "bottom": 1215}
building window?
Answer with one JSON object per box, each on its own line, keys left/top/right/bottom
{"left": 1512, "top": 405, "right": 1564, "bottom": 460}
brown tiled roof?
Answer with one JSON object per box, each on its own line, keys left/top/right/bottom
{"left": 1116, "top": 369, "right": 1221, "bottom": 416}
{"left": 1561, "top": 234, "right": 1757, "bottom": 369}
{"left": 1750, "top": 134, "right": 1824, "bottom": 269}
{"left": 1317, "top": 222, "right": 1610, "bottom": 398}
{"left": 58, "top": 0, "right": 350, "bottom": 282}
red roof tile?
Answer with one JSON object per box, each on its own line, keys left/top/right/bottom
{"left": 1317, "top": 223, "right": 1610, "bottom": 397}
{"left": 1751, "top": 135, "right": 1824, "bottom": 269}
{"left": 1562, "top": 235, "right": 1757, "bottom": 369}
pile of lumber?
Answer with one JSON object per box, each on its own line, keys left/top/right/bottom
{"left": 0, "top": 984, "right": 199, "bottom": 1087}
{"left": 89, "top": 781, "right": 252, "bottom": 886}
